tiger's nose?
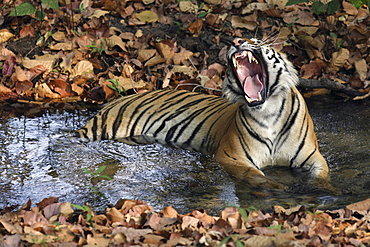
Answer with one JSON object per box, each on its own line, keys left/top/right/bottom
{"left": 233, "top": 38, "right": 245, "bottom": 46}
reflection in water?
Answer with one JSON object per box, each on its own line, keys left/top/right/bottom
{"left": 0, "top": 96, "right": 369, "bottom": 213}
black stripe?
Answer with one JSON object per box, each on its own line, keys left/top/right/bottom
{"left": 299, "top": 148, "right": 316, "bottom": 168}
{"left": 166, "top": 104, "right": 211, "bottom": 147}
{"left": 153, "top": 95, "right": 216, "bottom": 139}
{"left": 274, "top": 92, "right": 300, "bottom": 152}
{"left": 111, "top": 91, "right": 167, "bottom": 140}
{"left": 268, "top": 67, "right": 283, "bottom": 97}
{"left": 110, "top": 96, "right": 140, "bottom": 139}
{"left": 78, "top": 128, "right": 88, "bottom": 139}
{"left": 142, "top": 93, "right": 205, "bottom": 135}
{"left": 246, "top": 110, "right": 268, "bottom": 129}
{"left": 201, "top": 103, "right": 233, "bottom": 153}
{"left": 223, "top": 150, "right": 237, "bottom": 160}
{"left": 273, "top": 98, "right": 286, "bottom": 125}
{"left": 239, "top": 110, "right": 273, "bottom": 153}
{"left": 91, "top": 116, "right": 98, "bottom": 141}
{"left": 181, "top": 99, "right": 231, "bottom": 152}
{"left": 289, "top": 118, "right": 309, "bottom": 167}
{"left": 129, "top": 105, "right": 155, "bottom": 138}
{"left": 234, "top": 119, "right": 259, "bottom": 169}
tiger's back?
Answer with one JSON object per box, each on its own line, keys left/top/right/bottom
{"left": 77, "top": 90, "right": 239, "bottom": 155}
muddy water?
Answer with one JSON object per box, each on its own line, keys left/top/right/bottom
{"left": 0, "top": 96, "right": 369, "bottom": 213}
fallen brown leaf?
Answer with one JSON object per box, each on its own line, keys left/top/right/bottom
{"left": 0, "top": 29, "right": 14, "bottom": 43}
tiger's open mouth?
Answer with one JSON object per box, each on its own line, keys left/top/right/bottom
{"left": 232, "top": 50, "right": 265, "bottom": 105}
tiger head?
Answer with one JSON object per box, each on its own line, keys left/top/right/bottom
{"left": 223, "top": 38, "right": 299, "bottom": 108}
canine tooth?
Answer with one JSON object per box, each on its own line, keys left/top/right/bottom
{"left": 252, "top": 57, "right": 258, "bottom": 64}
{"left": 245, "top": 95, "right": 253, "bottom": 103}
{"left": 247, "top": 51, "right": 253, "bottom": 63}
{"left": 232, "top": 57, "right": 238, "bottom": 68}
{"left": 258, "top": 92, "right": 262, "bottom": 101}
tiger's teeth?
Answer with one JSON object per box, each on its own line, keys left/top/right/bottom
{"left": 253, "top": 57, "right": 258, "bottom": 64}
{"left": 245, "top": 96, "right": 253, "bottom": 103}
{"left": 247, "top": 51, "right": 253, "bottom": 63}
{"left": 232, "top": 57, "right": 238, "bottom": 68}
{"left": 258, "top": 92, "right": 262, "bottom": 101}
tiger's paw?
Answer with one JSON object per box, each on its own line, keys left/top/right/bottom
{"left": 245, "top": 174, "right": 288, "bottom": 191}
{"left": 312, "top": 177, "right": 340, "bottom": 195}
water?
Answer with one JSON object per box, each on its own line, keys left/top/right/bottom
{"left": 0, "top": 96, "right": 369, "bottom": 214}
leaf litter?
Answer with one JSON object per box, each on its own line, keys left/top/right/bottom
{"left": 0, "top": 0, "right": 370, "bottom": 109}
{"left": 1, "top": 197, "right": 370, "bottom": 246}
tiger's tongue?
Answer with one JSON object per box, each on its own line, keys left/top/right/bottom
{"left": 243, "top": 75, "right": 263, "bottom": 100}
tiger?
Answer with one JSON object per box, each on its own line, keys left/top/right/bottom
{"left": 76, "top": 38, "right": 330, "bottom": 190}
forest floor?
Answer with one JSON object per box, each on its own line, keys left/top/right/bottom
{"left": 1, "top": 0, "right": 370, "bottom": 246}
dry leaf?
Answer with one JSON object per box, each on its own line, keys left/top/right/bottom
{"left": 48, "top": 79, "right": 75, "bottom": 97}
{"left": 245, "top": 235, "right": 295, "bottom": 246}
{"left": 143, "top": 234, "right": 165, "bottom": 245}
{"left": 0, "top": 84, "right": 12, "bottom": 96}
{"left": 13, "top": 66, "right": 29, "bottom": 82}
{"left": 89, "top": 9, "right": 110, "bottom": 19}
{"left": 346, "top": 198, "right": 370, "bottom": 211}
{"left": 137, "top": 49, "right": 156, "bottom": 62}
{"left": 204, "top": 0, "right": 223, "bottom": 4}
{"left": 120, "top": 32, "right": 135, "bottom": 40}
{"left": 301, "top": 59, "right": 324, "bottom": 79}
{"left": 173, "top": 48, "right": 193, "bottom": 65}
{"left": 71, "top": 83, "right": 84, "bottom": 95}
{"left": 60, "top": 202, "right": 74, "bottom": 217}
{"left": 0, "top": 221, "right": 23, "bottom": 234}
{"left": 113, "top": 76, "right": 147, "bottom": 91}
{"left": 181, "top": 216, "right": 199, "bottom": 230}
{"left": 231, "top": 15, "right": 257, "bottom": 30}
{"left": 155, "top": 40, "right": 176, "bottom": 64}
{"left": 72, "top": 60, "right": 94, "bottom": 77}
{"left": 354, "top": 59, "right": 367, "bottom": 81}
{"left": 0, "top": 45, "right": 16, "bottom": 60}
{"left": 19, "top": 25, "right": 35, "bottom": 38}
{"left": 330, "top": 48, "right": 350, "bottom": 71}
{"left": 171, "top": 65, "right": 197, "bottom": 77}
{"left": 22, "top": 54, "right": 59, "bottom": 70}
{"left": 242, "top": 3, "right": 269, "bottom": 14}
{"left": 179, "top": 1, "right": 198, "bottom": 13}
{"left": 52, "top": 31, "right": 66, "bottom": 41}
{"left": 297, "top": 26, "right": 319, "bottom": 36}
{"left": 0, "top": 29, "right": 14, "bottom": 43}
{"left": 266, "top": 0, "right": 289, "bottom": 9}
{"left": 188, "top": 19, "right": 203, "bottom": 37}
{"left": 145, "top": 54, "right": 167, "bottom": 66}
{"left": 146, "top": 213, "right": 162, "bottom": 230}
{"left": 161, "top": 206, "right": 178, "bottom": 218}
{"left": 112, "top": 227, "right": 152, "bottom": 242}
{"left": 106, "top": 35, "right": 127, "bottom": 51}
{"left": 36, "top": 83, "right": 61, "bottom": 98}
{"left": 87, "top": 233, "right": 111, "bottom": 246}
{"left": 0, "top": 234, "right": 21, "bottom": 247}
{"left": 27, "top": 65, "right": 47, "bottom": 80}
{"left": 23, "top": 211, "right": 48, "bottom": 226}
{"left": 107, "top": 207, "right": 124, "bottom": 223}
{"left": 282, "top": 10, "right": 315, "bottom": 25}
{"left": 2, "top": 56, "right": 16, "bottom": 76}
{"left": 343, "top": 1, "right": 358, "bottom": 15}
{"left": 50, "top": 41, "right": 73, "bottom": 51}
{"left": 44, "top": 203, "right": 63, "bottom": 220}
{"left": 136, "top": 10, "right": 159, "bottom": 23}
